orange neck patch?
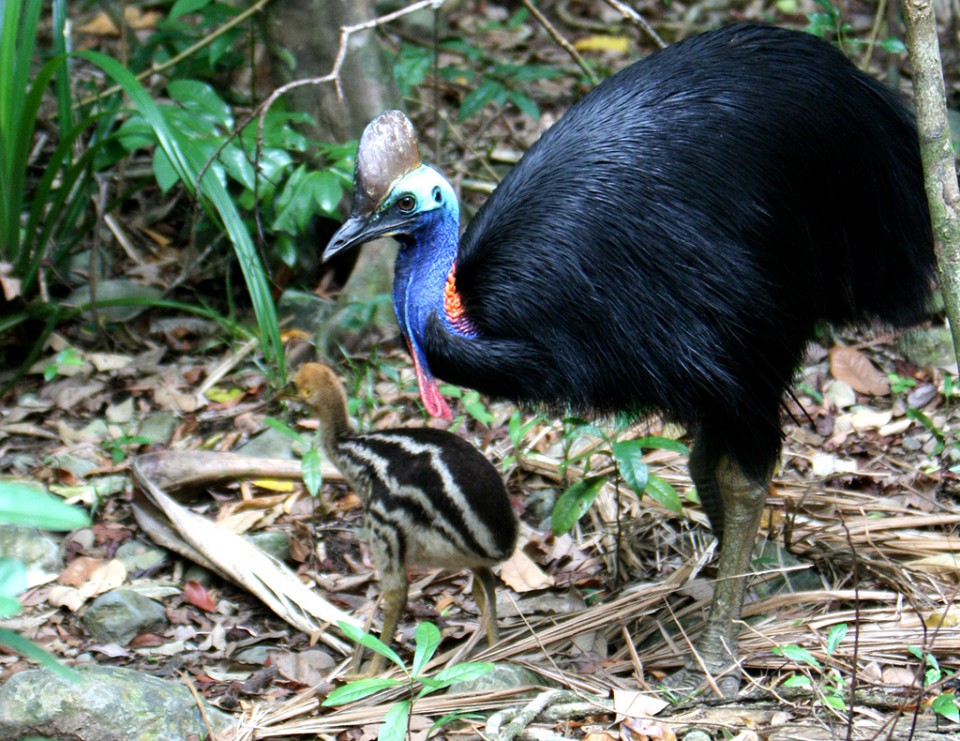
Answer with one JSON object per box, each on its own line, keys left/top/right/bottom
{"left": 443, "top": 262, "right": 476, "bottom": 335}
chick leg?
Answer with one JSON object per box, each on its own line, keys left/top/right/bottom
{"left": 471, "top": 566, "right": 500, "bottom": 646}
{"left": 368, "top": 568, "right": 408, "bottom": 676}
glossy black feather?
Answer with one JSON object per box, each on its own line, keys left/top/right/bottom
{"left": 425, "top": 23, "right": 935, "bottom": 480}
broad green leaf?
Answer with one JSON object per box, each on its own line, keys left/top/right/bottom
{"left": 219, "top": 144, "right": 257, "bottom": 192}
{"left": 782, "top": 675, "right": 811, "bottom": 687}
{"left": 772, "top": 644, "right": 821, "bottom": 669}
{"left": 321, "top": 676, "right": 404, "bottom": 706}
{"left": 301, "top": 449, "right": 323, "bottom": 497}
{"left": 168, "top": 79, "right": 233, "bottom": 129}
{"left": 0, "top": 483, "right": 90, "bottom": 530}
{"left": 379, "top": 699, "right": 412, "bottom": 741}
{"left": 0, "top": 558, "right": 26, "bottom": 600}
{"left": 932, "top": 693, "right": 960, "bottom": 722}
{"left": 880, "top": 37, "right": 907, "bottom": 54}
{"left": 412, "top": 622, "right": 441, "bottom": 677}
{"left": 431, "top": 661, "right": 494, "bottom": 686}
{"left": 339, "top": 621, "right": 405, "bottom": 669}
{"left": 611, "top": 440, "right": 649, "bottom": 494}
{"left": 310, "top": 170, "right": 344, "bottom": 216}
{"left": 152, "top": 149, "right": 181, "bottom": 194}
{"left": 825, "top": 623, "right": 847, "bottom": 656}
{"left": 552, "top": 476, "right": 605, "bottom": 535}
{"left": 644, "top": 475, "right": 683, "bottom": 514}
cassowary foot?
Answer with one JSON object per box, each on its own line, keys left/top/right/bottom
{"left": 661, "top": 659, "right": 741, "bottom": 698}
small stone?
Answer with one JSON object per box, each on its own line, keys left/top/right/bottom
{"left": 235, "top": 426, "right": 297, "bottom": 459}
{"left": 446, "top": 663, "right": 551, "bottom": 694}
{"left": 682, "top": 732, "right": 712, "bottom": 741}
{"left": 81, "top": 588, "right": 167, "bottom": 645}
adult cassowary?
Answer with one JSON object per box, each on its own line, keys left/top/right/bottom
{"left": 322, "top": 24, "right": 936, "bottom": 693}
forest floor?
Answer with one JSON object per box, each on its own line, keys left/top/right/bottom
{"left": 4, "top": 1, "right": 960, "bottom": 740}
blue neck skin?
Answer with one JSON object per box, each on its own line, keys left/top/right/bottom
{"left": 393, "top": 199, "right": 472, "bottom": 354}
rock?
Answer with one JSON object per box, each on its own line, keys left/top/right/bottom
{"left": 0, "top": 664, "right": 234, "bottom": 740}
{"left": 446, "top": 663, "right": 551, "bottom": 694}
{"left": 235, "top": 426, "right": 297, "bottom": 459}
{"left": 137, "top": 412, "right": 179, "bottom": 446}
{"left": 81, "top": 589, "right": 167, "bottom": 644}
{"left": 0, "top": 525, "right": 62, "bottom": 588}
{"left": 115, "top": 540, "right": 169, "bottom": 573}
{"left": 246, "top": 530, "right": 291, "bottom": 562}
{"left": 897, "top": 326, "right": 957, "bottom": 374}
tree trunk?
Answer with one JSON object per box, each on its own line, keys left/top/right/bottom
{"left": 902, "top": 0, "right": 960, "bottom": 366}
{"left": 263, "top": 0, "right": 401, "bottom": 328}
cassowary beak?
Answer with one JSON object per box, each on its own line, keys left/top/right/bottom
{"left": 322, "top": 211, "right": 419, "bottom": 263}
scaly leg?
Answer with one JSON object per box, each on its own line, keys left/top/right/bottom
{"left": 471, "top": 567, "right": 500, "bottom": 646}
{"left": 367, "top": 566, "right": 408, "bottom": 676}
{"left": 665, "top": 439, "right": 770, "bottom": 696}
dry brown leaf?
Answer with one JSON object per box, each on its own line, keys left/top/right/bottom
{"left": 829, "top": 346, "right": 890, "bottom": 395}
{"left": 620, "top": 716, "right": 677, "bottom": 741}
{"left": 50, "top": 558, "right": 126, "bottom": 611}
{"left": 613, "top": 688, "right": 669, "bottom": 718}
{"left": 271, "top": 649, "right": 336, "bottom": 686}
{"left": 499, "top": 549, "right": 554, "bottom": 592}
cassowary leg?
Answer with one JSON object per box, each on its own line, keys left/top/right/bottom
{"left": 471, "top": 566, "right": 500, "bottom": 646}
{"left": 368, "top": 567, "right": 408, "bottom": 676}
{"left": 666, "top": 443, "right": 769, "bottom": 696}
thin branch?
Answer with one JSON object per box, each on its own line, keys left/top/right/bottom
{"left": 601, "top": 0, "right": 666, "bottom": 49}
{"left": 521, "top": 0, "right": 598, "bottom": 86}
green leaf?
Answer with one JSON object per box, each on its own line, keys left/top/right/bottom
{"left": 168, "top": 79, "right": 233, "bottom": 129}
{"left": 339, "top": 621, "right": 405, "bottom": 669}
{"left": 459, "top": 79, "right": 504, "bottom": 120}
{"left": 823, "top": 693, "right": 846, "bottom": 710}
{"left": 301, "top": 449, "right": 323, "bottom": 497}
{"left": 321, "top": 676, "right": 404, "bottom": 706}
{"left": 880, "top": 36, "right": 907, "bottom": 54}
{"left": 261, "top": 417, "right": 310, "bottom": 446}
{"left": 825, "top": 623, "right": 847, "bottom": 656}
{"left": 0, "top": 483, "right": 91, "bottom": 530}
{"left": 412, "top": 622, "right": 441, "bottom": 677}
{"left": 463, "top": 391, "right": 495, "bottom": 427}
{"left": 219, "top": 144, "right": 256, "bottom": 192}
{"left": 631, "top": 435, "right": 691, "bottom": 455}
{"left": 0, "top": 595, "right": 21, "bottom": 619}
{"left": 772, "top": 644, "right": 821, "bottom": 669}
{"left": 379, "top": 699, "right": 412, "bottom": 741}
{"left": 552, "top": 475, "right": 605, "bottom": 535}
{"left": 611, "top": 440, "right": 649, "bottom": 494}
{"left": 0, "top": 558, "right": 26, "bottom": 601}
{"left": 170, "top": 0, "right": 211, "bottom": 19}
{"left": 0, "top": 627, "right": 80, "bottom": 681}
{"left": 782, "top": 675, "right": 811, "bottom": 687}
{"left": 431, "top": 661, "right": 494, "bottom": 686}
{"left": 932, "top": 693, "right": 960, "bottom": 723}
{"left": 644, "top": 475, "right": 683, "bottom": 513}
{"left": 505, "top": 90, "right": 539, "bottom": 120}
{"left": 310, "top": 170, "right": 344, "bottom": 216}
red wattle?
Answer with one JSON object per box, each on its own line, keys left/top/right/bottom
{"left": 407, "top": 339, "right": 452, "bottom": 420}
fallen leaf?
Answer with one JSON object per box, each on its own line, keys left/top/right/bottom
{"left": 614, "top": 688, "right": 669, "bottom": 717}
{"left": 184, "top": 580, "right": 218, "bottom": 612}
{"left": 271, "top": 648, "right": 336, "bottom": 686}
{"left": 499, "top": 549, "right": 554, "bottom": 592}
{"left": 574, "top": 35, "right": 631, "bottom": 53}
{"left": 829, "top": 346, "right": 890, "bottom": 395}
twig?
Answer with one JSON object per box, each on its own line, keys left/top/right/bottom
{"left": 521, "top": 0, "right": 598, "bottom": 86}
{"left": 600, "top": 0, "right": 666, "bottom": 49}
{"left": 76, "top": 0, "right": 275, "bottom": 110}
{"left": 862, "top": 0, "right": 889, "bottom": 70}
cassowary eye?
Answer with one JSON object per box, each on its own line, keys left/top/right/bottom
{"left": 397, "top": 195, "right": 416, "bottom": 212}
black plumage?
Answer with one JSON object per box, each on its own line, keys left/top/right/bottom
{"left": 322, "top": 24, "right": 936, "bottom": 691}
